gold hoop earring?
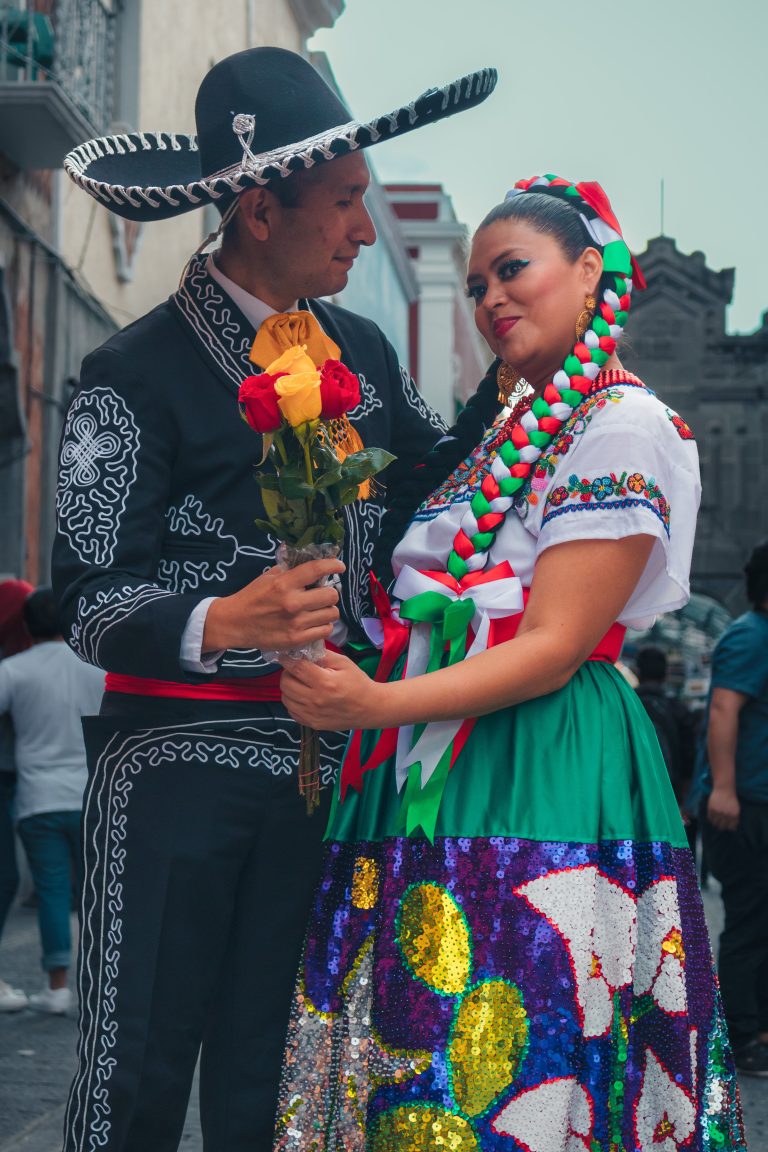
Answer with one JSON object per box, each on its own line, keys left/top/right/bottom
{"left": 496, "top": 362, "right": 527, "bottom": 405}
{"left": 575, "top": 294, "right": 597, "bottom": 341}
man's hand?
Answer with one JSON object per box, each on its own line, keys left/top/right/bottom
{"left": 202, "top": 558, "right": 344, "bottom": 653}
{"left": 707, "top": 786, "right": 741, "bottom": 831}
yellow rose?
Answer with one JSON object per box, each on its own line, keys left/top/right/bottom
{"left": 267, "top": 345, "right": 322, "bottom": 426}
{"left": 275, "top": 372, "right": 322, "bottom": 426}
{"left": 266, "top": 345, "right": 316, "bottom": 377}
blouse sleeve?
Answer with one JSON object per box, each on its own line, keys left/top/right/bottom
{"left": 527, "top": 391, "right": 701, "bottom": 628}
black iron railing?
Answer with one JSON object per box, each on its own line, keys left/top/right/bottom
{"left": 0, "top": 0, "right": 116, "bottom": 134}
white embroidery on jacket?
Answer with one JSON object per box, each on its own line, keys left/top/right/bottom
{"left": 57, "top": 388, "right": 141, "bottom": 567}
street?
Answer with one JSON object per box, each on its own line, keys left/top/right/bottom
{"left": 0, "top": 888, "right": 766, "bottom": 1150}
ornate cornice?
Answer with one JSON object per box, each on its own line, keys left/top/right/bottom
{"left": 289, "top": 0, "right": 345, "bottom": 39}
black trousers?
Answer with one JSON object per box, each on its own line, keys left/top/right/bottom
{"left": 703, "top": 799, "right": 768, "bottom": 1048}
{"left": 63, "top": 696, "right": 340, "bottom": 1152}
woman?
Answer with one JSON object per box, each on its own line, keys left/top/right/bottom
{"left": 275, "top": 177, "right": 745, "bottom": 1150}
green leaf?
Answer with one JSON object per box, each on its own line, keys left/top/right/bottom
{"left": 340, "top": 447, "right": 396, "bottom": 482}
{"left": 277, "top": 474, "right": 315, "bottom": 500}
{"left": 254, "top": 471, "right": 280, "bottom": 491}
{"left": 260, "top": 488, "right": 282, "bottom": 521}
{"left": 314, "top": 464, "right": 344, "bottom": 490}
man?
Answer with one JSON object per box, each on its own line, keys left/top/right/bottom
{"left": 52, "top": 47, "right": 496, "bottom": 1151}
{"left": 0, "top": 588, "right": 104, "bottom": 1014}
{"left": 701, "top": 540, "right": 768, "bottom": 1077}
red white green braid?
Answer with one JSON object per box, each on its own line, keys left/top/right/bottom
{"left": 447, "top": 174, "right": 644, "bottom": 582}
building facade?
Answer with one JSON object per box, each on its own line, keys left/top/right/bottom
{"left": 623, "top": 235, "right": 768, "bottom": 610}
{"left": 386, "top": 183, "right": 489, "bottom": 420}
{"left": 0, "top": 0, "right": 346, "bottom": 584}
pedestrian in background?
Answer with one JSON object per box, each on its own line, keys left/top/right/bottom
{"left": 0, "top": 578, "right": 33, "bottom": 1012}
{"left": 0, "top": 587, "right": 103, "bottom": 1014}
{"left": 702, "top": 540, "right": 768, "bottom": 1077}
{"left": 634, "top": 644, "right": 698, "bottom": 851}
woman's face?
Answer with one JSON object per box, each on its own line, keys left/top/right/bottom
{"left": 466, "top": 218, "right": 602, "bottom": 390}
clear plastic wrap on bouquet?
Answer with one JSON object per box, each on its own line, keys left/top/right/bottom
{"left": 261, "top": 541, "right": 341, "bottom": 666}
{"left": 262, "top": 540, "right": 341, "bottom": 816}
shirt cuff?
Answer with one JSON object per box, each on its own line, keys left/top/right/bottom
{"left": 180, "top": 598, "right": 225, "bottom": 674}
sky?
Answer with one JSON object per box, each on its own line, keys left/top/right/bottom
{"left": 311, "top": 0, "right": 767, "bottom": 334}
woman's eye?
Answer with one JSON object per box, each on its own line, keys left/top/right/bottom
{"left": 498, "top": 258, "right": 530, "bottom": 280}
{"left": 499, "top": 259, "right": 529, "bottom": 279}
{"left": 466, "top": 284, "right": 486, "bottom": 302}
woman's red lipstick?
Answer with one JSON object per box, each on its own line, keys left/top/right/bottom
{"left": 493, "top": 317, "right": 519, "bottom": 338}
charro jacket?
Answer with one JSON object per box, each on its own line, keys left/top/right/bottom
{"left": 51, "top": 256, "right": 446, "bottom": 683}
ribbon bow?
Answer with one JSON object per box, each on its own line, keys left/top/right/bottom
{"left": 249, "top": 310, "right": 341, "bottom": 369}
{"left": 392, "top": 562, "right": 523, "bottom": 840}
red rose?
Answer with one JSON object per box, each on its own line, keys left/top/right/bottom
{"left": 319, "top": 360, "right": 361, "bottom": 419}
{"left": 238, "top": 372, "right": 285, "bottom": 433}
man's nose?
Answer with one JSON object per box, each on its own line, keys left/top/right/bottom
{"left": 352, "top": 202, "right": 376, "bottom": 247}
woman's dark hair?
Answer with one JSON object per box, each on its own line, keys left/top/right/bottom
{"left": 371, "top": 363, "right": 502, "bottom": 583}
{"left": 744, "top": 540, "right": 768, "bottom": 608}
{"left": 22, "top": 587, "right": 63, "bottom": 640}
{"left": 478, "top": 192, "right": 596, "bottom": 263}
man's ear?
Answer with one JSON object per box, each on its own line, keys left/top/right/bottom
{"left": 237, "top": 186, "right": 275, "bottom": 242}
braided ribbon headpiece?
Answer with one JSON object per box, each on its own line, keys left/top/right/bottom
{"left": 446, "top": 174, "right": 645, "bottom": 582}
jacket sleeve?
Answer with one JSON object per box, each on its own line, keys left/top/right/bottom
{"left": 51, "top": 346, "right": 210, "bottom": 679}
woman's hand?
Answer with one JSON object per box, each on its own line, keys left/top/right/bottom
{"left": 281, "top": 650, "right": 385, "bottom": 731}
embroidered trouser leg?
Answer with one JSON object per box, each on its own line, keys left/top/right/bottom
{"left": 198, "top": 777, "right": 331, "bottom": 1152}
{"left": 63, "top": 706, "right": 338, "bottom": 1152}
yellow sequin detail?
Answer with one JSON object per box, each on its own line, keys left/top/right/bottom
{"left": 448, "top": 980, "right": 528, "bottom": 1116}
{"left": 369, "top": 1104, "right": 479, "bottom": 1151}
{"left": 662, "top": 928, "right": 685, "bottom": 962}
{"left": 351, "top": 856, "right": 380, "bottom": 910}
{"left": 397, "top": 883, "right": 471, "bottom": 996}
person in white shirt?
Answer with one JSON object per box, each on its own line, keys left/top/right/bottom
{"left": 0, "top": 587, "right": 104, "bottom": 1014}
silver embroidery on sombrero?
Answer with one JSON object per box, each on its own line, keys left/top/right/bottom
{"left": 63, "top": 70, "right": 497, "bottom": 215}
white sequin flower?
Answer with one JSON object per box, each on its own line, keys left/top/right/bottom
{"left": 491, "top": 1076, "right": 594, "bottom": 1151}
{"left": 634, "top": 878, "right": 688, "bottom": 1015}
{"left": 515, "top": 866, "right": 637, "bottom": 1038}
{"left": 634, "top": 1048, "right": 695, "bottom": 1151}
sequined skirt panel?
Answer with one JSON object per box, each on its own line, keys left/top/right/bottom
{"left": 275, "top": 666, "right": 745, "bottom": 1150}
{"left": 275, "top": 837, "right": 744, "bottom": 1151}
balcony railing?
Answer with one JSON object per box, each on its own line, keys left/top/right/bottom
{"left": 0, "top": 0, "right": 117, "bottom": 168}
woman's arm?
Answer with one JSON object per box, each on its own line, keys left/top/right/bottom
{"left": 281, "top": 534, "right": 655, "bottom": 731}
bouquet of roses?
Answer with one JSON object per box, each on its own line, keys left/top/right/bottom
{"left": 239, "top": 339, "right": 394, "bottom": 813}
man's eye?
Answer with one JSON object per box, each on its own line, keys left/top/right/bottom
{"left": 498, "top": 258, "right": 530, "bottom": 280}
{"left": 338, "top": 200, "right": 353, "bottom": 208}
{"left": 466, "top": 284, "right": 486, "bottom": 302}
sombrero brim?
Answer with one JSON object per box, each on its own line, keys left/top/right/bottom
{"left": 64, "top": 68, "right": 497, "bottom": 223}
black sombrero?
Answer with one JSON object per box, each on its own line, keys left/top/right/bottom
{"left": 64, "top": 47, "right": 497, "bottom": 223}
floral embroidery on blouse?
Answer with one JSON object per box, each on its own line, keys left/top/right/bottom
{"left": 665, "top": 407, "right": 695, "bottom": 441}
{"left": 415, "top": 380, "right": 647, "bottom": 524}
{"left": 542, "top": 470, "right": 671, "bottom": 536}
